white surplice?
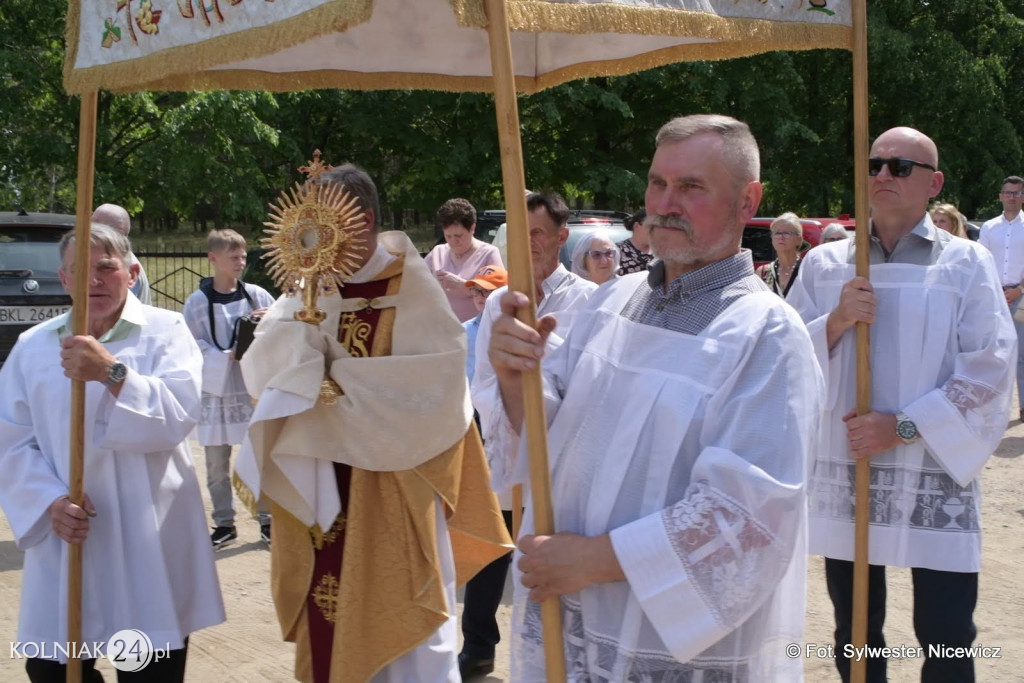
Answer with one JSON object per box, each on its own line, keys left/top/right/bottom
{"left": 471, "top": 265, "right": 596, "bottom": 508}
{"left": 786, "top": 221, "right": 1016, "bottom": 572}
{"left": 488, "top": 270, "right": 822, "bottom": 682}
{"left": 183, "top": 281, "right": 276, "bottom": 446}
{"left": 0, "top": 294, "right": 225, "bottom": 660}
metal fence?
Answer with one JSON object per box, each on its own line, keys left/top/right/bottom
{"left": 134, "top": 247, "right": 211, "bottom": 312}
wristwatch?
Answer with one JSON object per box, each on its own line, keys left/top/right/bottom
{"left": 895, "top": 411, "right": 919, "bottom": 444}
{"left": 103, "top": 361, "right": 127, "bottom": 387}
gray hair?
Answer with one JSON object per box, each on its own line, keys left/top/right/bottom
{"left": 58, "top": 223, "right": 133, "bottom": 268}
{"left": 655, "top": 114, "right": 760, "bottom": 183}
{"left": 770, "top": 212, "right": 802, "bottom": 234}
{"left": 570, "top": 230, "right": 620, "bottom": 278}
{"left": 320, "top": 163, "right": 381, "bottom": 231}
{"left": 820, "top": 223, "right": 850, "bottom": 242}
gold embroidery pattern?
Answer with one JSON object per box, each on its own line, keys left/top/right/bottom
{"left": 321, "top": 515, "right": 346, "bottom": 545}
{"left": 339, "top": 313, "right": 371, "bottom": 358}
{"left": 312, "top": 572, "right": 339, "bottom": 624}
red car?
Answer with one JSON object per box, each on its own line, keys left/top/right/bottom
{"left": 743, "top": 215, "right": 856, "bottom": 268}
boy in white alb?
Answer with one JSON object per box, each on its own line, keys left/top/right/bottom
{"left": 183, "top": 229, "right": 275, "bottom": 549}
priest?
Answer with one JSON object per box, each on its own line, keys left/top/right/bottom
{"left": 237, "top": 162, "right": 512, "bottom": 683}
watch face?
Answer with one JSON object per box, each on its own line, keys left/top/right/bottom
{"left": 108, "top": 362, "right": 127, "bottom": 384}
{"left": 897, "top": 420, "right": 917, "bottom": 440}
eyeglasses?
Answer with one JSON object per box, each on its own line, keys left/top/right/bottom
{"left": 999, "top": 190, "right": 1024, "bottom": 198}
{"left": 772, "top": 231, "right": 801, "bottom": 239}
{"left": 587, "top": 250, "right": 616, "bottom": 261}
{"left": 868, "top": 157, "right": 936, "bottom": 178}
{"left": 469, "top": 287, "right": 489, "bottom": 297}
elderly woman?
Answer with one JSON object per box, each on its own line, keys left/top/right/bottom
{"left": 819, "top": 222, "right": 851, "bottom": 244}
{"left": 930, "top": 202, "right": 968, "bottom": 238}
{"left": 756, "top": 212, "right": 804, "bottom": 297}
{"left": 571, "top": 229, "right": 620, "bottom": 285}
{"left": 617, "top": 209, "right": 653, "bottom": 275}
{"left": 424, "top": 198, "right": 503, "bottom": 322}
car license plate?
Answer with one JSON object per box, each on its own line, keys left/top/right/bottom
{"left": 0, "top": 305, "right": 70, "bottom": 325}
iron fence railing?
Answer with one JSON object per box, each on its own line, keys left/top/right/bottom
{"left": 134, "top": 248, "right": 211, "bottom": 312}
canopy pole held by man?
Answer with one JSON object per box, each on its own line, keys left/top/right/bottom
{"left": 67, "top": 88, "right": 98, "bottom": 683}
{"left": 512, "top": 484, "right": 523, "bottom": 539}
{"left": 484, "top": 0, "right": 566, "bottom": 681}
{"left": 851, "top": 0, "right": 872, "bottom": 681}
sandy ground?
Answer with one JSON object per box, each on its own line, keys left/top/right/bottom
{"left": 2, "top": 414, "right": 1023, "bottom": 682}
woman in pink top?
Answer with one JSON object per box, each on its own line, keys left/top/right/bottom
{"left": 424, "top": 198, "right": 504, "bottom": 322}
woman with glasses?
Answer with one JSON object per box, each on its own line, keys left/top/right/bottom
{"left": 571, "top": 230, "right": 621, "bottom": 285}
{"left": 930, "top": 202, "right": 968, "bottom": 238}
{"left": 756, "top": 212, "right": 806, "bottom": 297}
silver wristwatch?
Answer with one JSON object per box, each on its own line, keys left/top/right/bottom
{"left": 895, "top": 411, "right": 919, "bottom": 444}
{"left": 103, "top": 361, "right": 127, "bottom": 387}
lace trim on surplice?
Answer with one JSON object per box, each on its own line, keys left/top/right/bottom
{"left": 942, "top": 374, "right": 1001, "bottom": 437}
{"left": 515, "top": 597, "right": 745, "bottom": 682}
{"left": 661, "top": 482, "right": 783, "bottom": 629}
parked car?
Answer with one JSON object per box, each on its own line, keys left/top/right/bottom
{"left": 0, "top": 211, "right": 76, "bottom": 366}
{"left": 742, "top": 215, "right": 856, "bottom": 268}
{"left": 965, "top": 220, "right": 983, "bottom": 241}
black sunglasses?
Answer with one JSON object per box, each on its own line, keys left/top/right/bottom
{"left": 868, "top": 157, "right": 936, "bottom": 178}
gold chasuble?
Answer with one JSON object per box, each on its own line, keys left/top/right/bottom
{"left": 239, "top": 233, "right": 512, "bottom": 683}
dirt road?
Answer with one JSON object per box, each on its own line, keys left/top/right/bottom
{"left": 2, "top": 421, "right": 1022, "bottom": 682}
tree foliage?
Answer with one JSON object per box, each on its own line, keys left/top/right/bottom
{"left": 1, "top": 0, "right": 1022, "bottom": 235}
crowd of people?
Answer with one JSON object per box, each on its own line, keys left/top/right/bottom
{"left": 0, "top": 116, "right": 1020, "bottom": 683}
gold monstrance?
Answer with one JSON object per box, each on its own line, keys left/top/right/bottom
{"left": 261, "top": 152, "right": 367, "bottom": 324}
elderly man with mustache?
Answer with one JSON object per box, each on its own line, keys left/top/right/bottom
{"left": 484, "top": 114, "right": 823, "bottom": 682}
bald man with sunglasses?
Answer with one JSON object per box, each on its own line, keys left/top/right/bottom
{"left": 787, "top": 127, "right": 1017, "bottom": 683}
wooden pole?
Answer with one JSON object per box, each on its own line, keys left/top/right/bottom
{"left": 850, "top": 1, "right": 871, "bottom": 681}
{"left": 483, "top": 1, "right": 566, "bottom": 680}
{"left": 512, "top": 484, "right": 523, "bottom": 540}
{"left": 67, "top": 90, "right": 98, "bottom": 683}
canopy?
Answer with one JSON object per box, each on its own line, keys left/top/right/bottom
{"left": 60, "top": 2, "right": 866, "bottom": 681}
{"left": 65, "top": 0, "right": 851, "bottom": 94}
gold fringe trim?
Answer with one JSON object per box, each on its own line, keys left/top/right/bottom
{"left": 64, "top": 0, "right": 375, "bottom": 94}
{"left": 118, "top": 34, "right": 849, "bottom": 94}
{"left": 504, "top": 1, "right": 851, "bottom": 42}
{"left": 65, "top": 0, "right": 851, "bottom": 94}
{"left": 450, "top": 0, "right": 488, "bottom": 29}
{"left": 232, "top": 469, "right": 261, "bottom": 519}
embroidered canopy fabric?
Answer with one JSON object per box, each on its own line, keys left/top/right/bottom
{"left": 65, "top": 0, "right": 852, "bottom": 94}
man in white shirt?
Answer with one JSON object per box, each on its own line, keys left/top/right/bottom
{"left": 788, "top": 128, "right": 1016, "bottom": 683}
{"left": 978, "top": 175, "right": 1024, "bottom": 420}
{"left": 487, "top": 115, "right": 821, "bottom": 681}
{"left": 460, "top": 192, "right": 596, "bottom": 679}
